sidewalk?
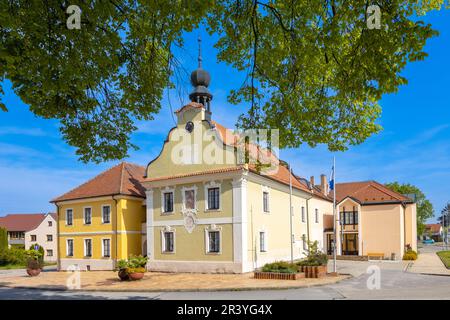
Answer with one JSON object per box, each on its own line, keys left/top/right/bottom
{"left": 408, "top": 246, "right": 450, "bottom": 276}
{"left": 0, "top": 271, "right": 349, "bottom": 292}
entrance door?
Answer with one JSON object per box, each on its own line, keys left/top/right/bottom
{"left": 343, "top": 233, "right": 358, "bottom": 255}
{"left": 326, "top": 234, "right": 334, "bottom": 255}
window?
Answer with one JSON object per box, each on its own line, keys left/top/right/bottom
{"left": 84, "top": 239, "right": 92, "bottom": 257}
{"left": 263, "top": 191, "right": 269, "bottom": 213}
{"left": 48, "top": 221, "right": 52, "bottom": 227}
{"left": 259, "top": 232, "right": 267, "bottom": 252}
{"left": 30, "top": 235, "right": 37, "bottom": 242}
{"left": 102, "top": 205, "right": 111, "bottom": 223}
{"left": 184, "top": 189, "right": 195, "bottom": 210}
{"left": 84, "top": 207, "right": 92, "bottom": 225}
{"left": 163, "top": 192, "right": 174, "bottom": 213}
{"left": 47, "top": 234, "right": 53, "bottom": 242}
{"left": 163, "top": 232, "right": 174, "bottom": 253}
{"left": 301, "top": 207, "right": 305, "bottom": 222}
{"left": 315, "top": 209, "right": 319, "bottom": 223}
{"left": 302, "top": 234, "right": 307, "bottom": 250}
{"left": 340, "top": 209, "right": 359, "bottom": 225}
{"left": 208, "top": 231, "right": 220, "bottom": 253}
{"left": 46, "top": 249, "right": 53, "bottom": 257}
{"left": 67, "top": 239, "right": 74, "bottom": 257}
{"left": 102, "top": 239, "right": 111, "bottom": 257}
{"left": 66, "top": 209, "right": 73, "bottom": 226}
{"left": 207, "top": 187, "right": 220, "bottom": 210}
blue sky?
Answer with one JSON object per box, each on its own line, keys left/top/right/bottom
{"left": 0, "top": 9, "right": 449, "bottom": 222}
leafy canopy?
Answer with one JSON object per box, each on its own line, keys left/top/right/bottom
{"left": 0, "top": 1, "right": 447, "bottom": 162}
{"left": 385, "top": 182, "right": 434, "bottom": 235}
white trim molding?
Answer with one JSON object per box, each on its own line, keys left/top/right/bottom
{"left": 83, "top": 238, "right": 93, "bottom": 258}
{"left": 101, "top": 204, "right": 111, "bottom": 224}
{"left": 83, "top": 206, "right": 92, "bottom": 225}
{"left": 181, "top": 185, "right": 198, "bottom": 212}
{"left": 160, "top": 186, "right": 175, "bottom": 215}
{"left": 232, "top": 177, "right": 249, "bottom": 272}
{"left": 66, "top": 238, "right": 74, "bottom": 257}
{"left": 145, "top": 189, "right": 155, "bottom": 262}
{"left": 204, "top": 224, "right": 222, "bottom": 255}
{"left": 160, "top": 226, "right": 176, "bottom": 254}
{"left": 262, "top": 185, "right": 270, "bottom": 214}
{"left": 101, "top": 237, "right": 111, "bottom": 258}
{"left": 204, "top": 180, "right": 222, "bottom": 212}
{"left": 65, "top": 208, "right": 74, "bottom": 226}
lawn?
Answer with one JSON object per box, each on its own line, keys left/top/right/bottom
{"left": 436, "top": 251, "right": 450, "bottom": 269}
{"left": 0, "top": 262, "right": 57, "bottom": 270}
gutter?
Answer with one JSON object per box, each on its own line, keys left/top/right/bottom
{"left": 54, "top": 203, "right": 61, "bottom": 271}
{"left": 112, "top": 196, "right": 119, "bottom": 269}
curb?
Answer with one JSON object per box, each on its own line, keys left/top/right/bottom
{"left": 0, "top": 275, "right": 352, "bottom": 293}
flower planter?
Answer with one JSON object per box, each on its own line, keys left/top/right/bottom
{"left": 254, "top": 272, "right": 305, "bottom": 280}
{"left": 304, "top": 265, "right": 327, "bottom": 278}
{"left": 128, "top": 272, "right": 145, "bottom": 281}
{"left": 26, "top": 268, "right": 41, "bottom": 277}
{"left": 118, "top": 269, "right": 130, "bottom": 281}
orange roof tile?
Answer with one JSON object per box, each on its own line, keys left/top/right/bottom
{"left": 0, "top": 213, "right": 49, "bottom": 232}
{"left": 336, "top": 181, "right": 413, "bottom": 204}
{"left": 51, "top": 162, "right": 146, "bottom": 203}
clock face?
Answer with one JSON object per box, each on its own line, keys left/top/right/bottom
{"left": 185, "top": 121, "right": 194, "bottom": 133}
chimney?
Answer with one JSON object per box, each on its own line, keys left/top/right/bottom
{"left": 320, "top": 174, "right": 328, "bottom": 195}
{"left": 310, "top": 176, "right": 315, "bottom": 188}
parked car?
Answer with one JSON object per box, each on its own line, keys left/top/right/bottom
{"left": 422, "top": 239, "right": 435, "bottom": 244}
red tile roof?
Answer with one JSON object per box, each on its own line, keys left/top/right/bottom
{"left": 335, "top": 181, "right": 413, "bottom": 205}
{"left": 51, "top": 162, "right": 146, "bottom": 203}
{"left": 0, "top": 213, "right": 50, "bottom": 232}
{"left": 425, "top": 223, "right": 442, "bottom": 234}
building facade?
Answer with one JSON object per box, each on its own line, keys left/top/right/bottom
{"left": 52, "top": 163, "right": 146, "bottom": 271}
{"left": 0, "top": 213, "right": 57, "bottom": 261}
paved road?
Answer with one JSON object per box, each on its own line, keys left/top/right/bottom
{"left": 0, "top": 248, "right": 448, "bottom": 300}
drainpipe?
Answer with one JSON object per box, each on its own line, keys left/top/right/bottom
{"left": 55, "top": 203, "right": 61, "bottom": 271}
{"left": 112, "top": 196, "right": 119, "bottom": 269}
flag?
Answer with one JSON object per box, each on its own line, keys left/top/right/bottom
{"left": 329, "top": 165, "right": 335, "bottom": 191}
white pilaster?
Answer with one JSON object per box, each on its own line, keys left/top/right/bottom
{"left": 232, "top": 177, "right": 249, "bottom": 272}
{"left": 145, "top": 189, "right": 154, "bottom": 263}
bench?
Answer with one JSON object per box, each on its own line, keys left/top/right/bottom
{"left": 367, "top": 252, "right": 384, "bottom": 260}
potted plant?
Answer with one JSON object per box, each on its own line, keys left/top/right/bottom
{"left": 116, "top": 255, "right": 148, "bottom": 281}
{"left": 26, "top": 249, "right": 43, "bottom": 277}
{"left": 127, "top": 255, "right": 148, "bottom": 281}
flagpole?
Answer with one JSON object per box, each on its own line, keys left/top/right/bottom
{"left": 289, "top": 164, "right": 294, "bottom": 264}
{"left": 333, "top": 156, "right": 337, "bottom": 273}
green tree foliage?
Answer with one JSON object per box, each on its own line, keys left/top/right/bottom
{"left": 0, "top": 1, "right": 447, "bottom": 162}
{"left": 0, "top": 227, "right": 7, "bottom": 251}
{"left": 385, "top": 182, "right": 434, "bottom": 235}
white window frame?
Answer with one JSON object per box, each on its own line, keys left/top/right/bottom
{"left": 101, "top": 205, "right": 111, "bottom": 224}
{"left": 101, "top": 238, "right": 111, "bottom": 258}
{"left": 160, "top": 226, "right": 176, "bottom": 254}
{"left": 66, "top": 238, "right": 74, "bottom": 257}
{"left": 302, "top": 234, "right": 308, "bottom": 251}
{"left": 160, "top": 186, "right": 175, "bottom": 215}
{"left": 65, "top": 208, "right": 73, "bottom": 226}
{"left": 46, "top": 249, "right": 53, "bottom": 257}
{"left": 46, "top": 234, "right": 53, "bottom": 242}
{"left": 301, "top": 206, "right": 306, "bottom": 223}
{"left": 262, "top": 186, "right": 270, "bottom": 214}
{"left": 84, "top": 238, "right": 93, "bottom": 257}
{"left": 204, "top": 181, "right": 221, "bottom": 211}
{"left": 259, "top": 230, "right": 268, "bottom": 253}
{"left": 205, "top": 224, "right": 222, "bottom": 255}
{"left": 181, "top": 185, "right": 198, "bottom": 211}
{"left": 83, "top": 207, "right": 92, "bottom": 225}
{"left": 48, "top": 221, "right": 52, "bottom": 227}
{"left": 315, "top": 208, "right": 319, "bottom": 223}
{"left": 30, "top": 234, "right": 37, "bottom": 242}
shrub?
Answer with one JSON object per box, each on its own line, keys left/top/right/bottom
{"left": 403, "top": 249, "right": 418, "bottom": 261}
{"left": 0, "top": 248, "right": 28, "bottom": 266}
{"left": 262, "top": 261, "right": 298, "bottom": 274}
{"left": 0, "top": 227, "right": 7, "bottom": 251}
{"left": 297, "top": 240, "right": 328, "bottom": 267}
{"left": 116, "top": 255, "right": 148, "bottom": 273}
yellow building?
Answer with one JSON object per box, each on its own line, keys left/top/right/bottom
{"left": 51, "top": 163, "right": 146, "bottom": 271}
{"left": 322, "top": 181, "right": 417, "bottom": 260}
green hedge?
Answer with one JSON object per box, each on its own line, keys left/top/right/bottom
{"left": 0, "top": 248, "right": 28, "bottom": 266}
{"left": 403, "top": 249, "right": 418, "bottom": 261}
{"left": 0, "top": 228, "right": 7, "bottom": 251}
{"left": 261, "top": 261, "right": 298, "bottom": 274}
